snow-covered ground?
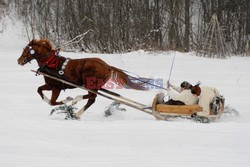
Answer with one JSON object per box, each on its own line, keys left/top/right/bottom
{"left": 0, "top": 19, "right": 250, "bottom": 167}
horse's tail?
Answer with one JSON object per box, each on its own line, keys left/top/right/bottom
{"left": 110, "top": 66, "right": 149, "bottom": 90}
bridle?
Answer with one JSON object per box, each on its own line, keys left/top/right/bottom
{"left": 22, "top": 46, "right": 36, "bottom": 64}
{"left": 26, "top": 45, "right": 44, "bottom": 58}
{"left": 22, "top": 45, "right": 46, "bottom": 64}
{"left": 28, "top": 46, "right": 35, "bottom": 55}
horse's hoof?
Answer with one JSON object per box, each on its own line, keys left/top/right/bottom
{"left": 65, "top": 113, "right": 80, "bottom": 120}
{"left": 63, "top": 97, "right": 74, "bottom": 104}
{"left": 50, "top": 109, "right": 56, "bottom": 115}
{"left": 66, "top": 96, "right": 74, "bottom": 101}
{"left": 72, "top": 115, "right": 80, "bottom": 120}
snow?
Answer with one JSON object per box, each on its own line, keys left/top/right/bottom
{"left": 0, "top": 19, "right": 250, "bottom": 167}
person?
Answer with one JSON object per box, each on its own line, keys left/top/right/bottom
{"left": 191, "top": 84, "right": 221, "bottom": 116}
{"left": 165, "top": 81, "right": 198, "bottom": 105}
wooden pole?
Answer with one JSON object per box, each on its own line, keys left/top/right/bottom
{"left": 31, "top": 70, "right": 153, "bottom": 116}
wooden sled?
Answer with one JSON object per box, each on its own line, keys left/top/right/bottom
{"left": 152, "top": 93, "right": 225, "bottom": 122}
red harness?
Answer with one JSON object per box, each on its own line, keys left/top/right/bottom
{"left": 45, "top": 50, "right": 60, "bottom": 69}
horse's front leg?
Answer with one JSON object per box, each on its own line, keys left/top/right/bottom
{"left": 37, "top": 85, "right": 72, "bottom": 106}
{"left": 37, "top": 84, "right": 52, "bottom": 105}
{"left": 51, "top": 89, "right": 73, "bottom": 106}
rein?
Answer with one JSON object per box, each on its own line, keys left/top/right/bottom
{"left": 120, "top": 69, "right": 168, "bottom": 90}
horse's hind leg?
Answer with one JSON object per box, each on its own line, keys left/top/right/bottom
{"left": 74, "top": 92, "right": 97, "bottom": 119}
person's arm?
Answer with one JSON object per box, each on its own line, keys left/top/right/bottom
{"left": 171, "top": 84, "right": 181, "bottom": 93}
{"left": 167, "top": 89, "right": 181, "bottom": 100}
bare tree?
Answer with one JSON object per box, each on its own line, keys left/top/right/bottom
{"left": 184, "top": 0, "right": 191, "bottom": 52}
{"left": 12, "top": 0, "right": 249, "bottom": 56}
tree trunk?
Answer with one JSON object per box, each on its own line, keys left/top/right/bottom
{"left": 184, "top": 0, "right": 190, "bottom": 52}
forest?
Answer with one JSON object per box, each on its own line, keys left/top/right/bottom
{"left": 1, "top": 0, "right": 249, "bottom": 57}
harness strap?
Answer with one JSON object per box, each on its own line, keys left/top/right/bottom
{"left": 58, "top": 58, "right": 70, "bottom": 75}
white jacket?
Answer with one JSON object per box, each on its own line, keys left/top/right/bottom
{"left": 171, "top": 84, "right": 182, "bottom": 93}
{"left": 167, "top": 86, "right": 198, "bottom": 105}
{"left": 197, "top": 86, "right": 220, "bottom": 116}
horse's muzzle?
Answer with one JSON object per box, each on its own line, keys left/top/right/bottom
{"left": 18, "top": 57, "right": 27, "bottom": 66}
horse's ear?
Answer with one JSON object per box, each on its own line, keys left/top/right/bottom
{"left": 28, "top": 39, "right": 36, "bottom": 46}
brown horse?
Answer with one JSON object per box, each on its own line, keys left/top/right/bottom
{"left": 18, "top": 39, "right": 146, "bottom": 119}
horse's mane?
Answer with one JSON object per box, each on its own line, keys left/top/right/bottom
{"left": 29, "top": 39, "right": 55, "bottom": 51}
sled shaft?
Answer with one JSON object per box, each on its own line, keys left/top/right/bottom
{"left": 31, "top": 70, "right": 153, "bottom": 115}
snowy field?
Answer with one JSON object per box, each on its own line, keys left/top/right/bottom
{"left": 0, "top": 22, "right": 250, "bottom": 167}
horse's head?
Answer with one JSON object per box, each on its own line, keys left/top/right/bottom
{"left": 18, "top": 39, "right": 54, "bottom": 66}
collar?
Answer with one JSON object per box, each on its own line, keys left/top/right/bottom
{"left": 45, "top": 50, "right": 60, "bottom": 69}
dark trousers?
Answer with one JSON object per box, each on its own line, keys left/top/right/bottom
{"left": 164, "top": 99, "right": 185, "bottom": 105}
